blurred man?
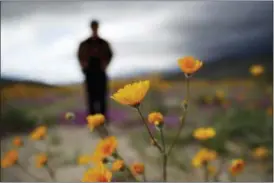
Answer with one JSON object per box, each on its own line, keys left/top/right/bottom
{"left": 77, "top": 20, "right": 113, "bottom": 123}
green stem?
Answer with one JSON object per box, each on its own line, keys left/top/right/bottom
{"left": 229, "top": 173, "right": 237, "bottom": 182}
{"left": 45, "top": 141, "right": 55, "bottom": 181}
{"left": 203, "top": 162, "right": 209, "bottom": 182}
{"left": 136, "top": 107, "right": 163, "bottom": 153}
{"left": 143, "top": 173, "right": 147, "bottom": 182}
{"left": 167, "top": 78, "right": 190, "bottom": 156}
{"left": 213, "top": 156, "right": 225, "bottom": 181}
{"left": 160, "top": 128, "right": 167, "bottom": 182}
{"left": 46, "top": 165, "right": 55, "bottom": 181}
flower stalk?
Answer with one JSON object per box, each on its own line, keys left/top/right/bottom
{"left": 136, "top": 107, "right": 163, "bottom": 153}
{"left": 167, "top": 77, "right": 190, "bottom": 156}
{"left": 213, "top": 156, "right": 225, "bottom": 181}
{"left": 160, "top": 127, "right": 167, "bottom": 182}
{"left": 229, "top": 173, "right": 237, "bottom": 182}
{"left": 203, "top": 162, "right": 209, "bottom": 182}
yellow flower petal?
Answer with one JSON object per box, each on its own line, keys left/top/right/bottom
{"left": 111, "top": 80, "right": 150, "bottom": 107}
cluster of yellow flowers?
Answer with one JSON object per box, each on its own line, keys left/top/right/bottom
{"left": 1, "top": 150, "right": 19, "bottom": 168}
{"left": 1, "top": 57, "right": 270, "bottom": 182}
{"left": 86, "top": 114, "right": 105, "bottom": 131}
{"left": 191, "top": 127, "right": 248, "bottom": 179}
{"left": 79, "top": 115, "right": 145, "bottom": 182}
{"left": 1, "top": 126, "right": 48, "bottom": 170}
{"left": 192, "top": 128, "right": 218, "bottom": 177}
{"left": 79, "top": 56, "right": 203, "bottom": 181}
{"left": 193, "top": 127, "right": 216, "bottom": 141}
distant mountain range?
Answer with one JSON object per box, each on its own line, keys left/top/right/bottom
{"left": 0, "top": 76, "right": 54, "bottom": 87}
{"left": 1, "top": 55, "right": 273, "bottom": 86}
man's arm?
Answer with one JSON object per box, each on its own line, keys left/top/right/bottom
{"left": 103, "top": 41, "right": 113, "bottom": 67}
{"left": 77, "top": 42, "right": 88, "bottom": 69}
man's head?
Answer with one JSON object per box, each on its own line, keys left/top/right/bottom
{"left": 90, "top": 20, "right": 99, "bottom": 36}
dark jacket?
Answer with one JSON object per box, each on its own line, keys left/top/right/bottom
{"left": 77, "top": 37, "right": 113, "bottom": 73}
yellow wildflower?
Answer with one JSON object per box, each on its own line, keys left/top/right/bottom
{"left": 65, "top": 112, "right": 75, "bottom": 120}
{"left": 193, "top": 127, "right": 216, "bottom": 140}
{"left": 82, "top": 163, "right": 112, "bottom": 182}
{"left": 86, "top": 114, "right": 105, "bottom": 131}
{"left": 90, "top": 150, "right": 105, "bottom": 165}
{"left": 95, "top": 136, "right": 117, "bottom": 158}
{"left": 111, "top": 80, "right": 150, "bottom": 107}
{"left": 192, "top": 148, "right": 217, "bottom": 168}
{"left": 30, "top": 126, "right": 47, "bottom": 140}
{"left": 13, "top": 136, "right": 23, "bottom": 147}
{"left": 112, "top": 160, "right": 124, "bottom": 172}
{"left": 178, "top": 56, "right": 203, "bottom": 75}
{"left": 148, "top": 112, "right": 164, "bottom": 126}
{"left": 1, "top": 158, "right": 13, "bottom": 168}
{"left": 1, "top": 150, "right": 19, "bottom": 168}
{"left": 252, "top": 146, "right": 269, "bottom": 160}
{"left": 35, "top": 153, "right": 48, "bottom": 168}
{"left": 5, "top": 150, "right": 19, "bottom": 162}
{"left": 229, "top": 159, "right": 245, "bottom": 176}
{"left": 249, "top": 64, "right": 264, "bottom": 76}
{"left": 131, "top": 162, "right": 145, "bottom": 175}
{"left": 215, "top": 90, "right": 225, "bottom": 99}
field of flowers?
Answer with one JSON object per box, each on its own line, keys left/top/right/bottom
{"left": 0, "top": 57, "right": 273, "bottom": 182}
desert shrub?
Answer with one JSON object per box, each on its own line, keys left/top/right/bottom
{"left": 0, "top": 107, "right": 37, "bottom": 136}
{"left": 211, "top": 108, "right": 272, "bottom": 150}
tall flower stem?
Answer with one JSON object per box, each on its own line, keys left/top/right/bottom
{"left": 167, "top": 78, "right": 190, "bottom": 156}
{"left": 143, "top": 173, "right": 147, "bottom": 182}
{"left": 203, "top": 162, "right": 209, "bottom": 182}
{"left": 45, "top": 141, "right": 56, "bottom": 181}
{"left": 229, "top": 173, "right": 237, "bottom": 182}
{"left": 136, "top": 107, "right": 163, "bottom": 153}
{"left": 160, "top": 127, "right": 167, "bottom": 181}
{"left": 46, "top": 165, "right": 55, "bottom": 181}
{"left": 213, "top": 156, "right": 225, "bottom": 181}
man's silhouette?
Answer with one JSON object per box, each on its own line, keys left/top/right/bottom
{"left": 77, "top": 20, "right": 113, "bottom": 123}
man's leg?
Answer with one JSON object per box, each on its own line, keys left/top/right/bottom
{"left": 98, "top": 72, "right": 108, "bottom": 123}
{"left": 85, "top": 74, "right": 96, "bottom": 115}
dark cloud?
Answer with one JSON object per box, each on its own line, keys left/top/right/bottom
{"left": 1, "top": 1, "right": 272, "bottom": 83}
{"left": 168, "top": 1, "right": 273, "bottom": 61}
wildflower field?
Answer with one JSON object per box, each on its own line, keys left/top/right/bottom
{"left": 0, "top": 58, "right": 273, "bottom": 182}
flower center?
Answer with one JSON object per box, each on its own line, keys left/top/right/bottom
{"left": 185, "top": 59, "right": 195, "bottom": 68}
{"left": 235, "top": 163, "right": 242, "bottom": 169}
{"left": 102, "top": 144, "right": 112, "bottom": 155}
{"left": 134, "top": 166, "right": 143, "bottom": 173}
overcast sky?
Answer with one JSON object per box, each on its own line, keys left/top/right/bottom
{"left": 1, "top": 1, "right": 272, "bottom": 84}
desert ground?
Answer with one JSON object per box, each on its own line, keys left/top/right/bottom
{"left": 1, "top": 78, "right": 273, "bottom": 182}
